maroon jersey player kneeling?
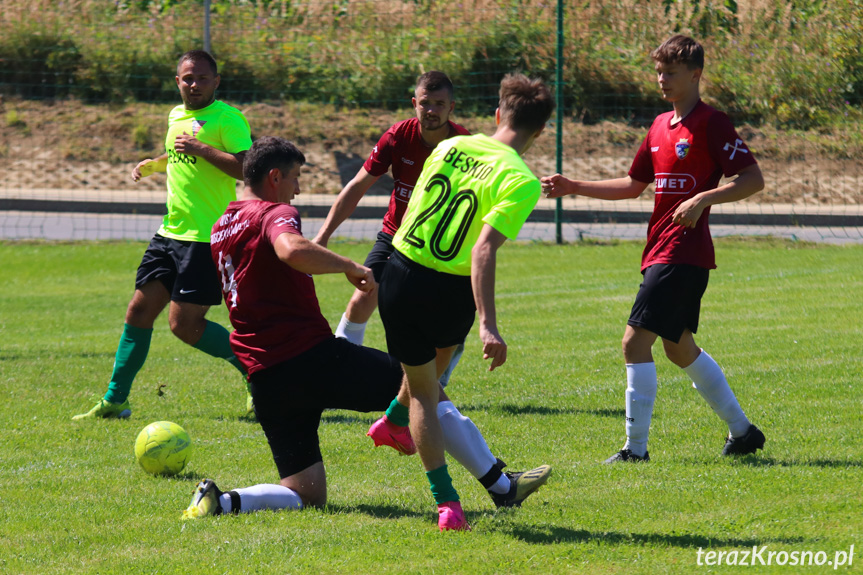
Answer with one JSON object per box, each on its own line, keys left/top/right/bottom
{"left": 182, "top": 136, "right": 403, "bottom": 519}
{"left": 542, "top": 35, "right": 766, "bottom": 463}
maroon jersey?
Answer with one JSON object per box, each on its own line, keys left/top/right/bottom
{"left": 363, "top": 117, "right": 470, "bottom": 235}
{"left": 211, "top": 200, "right": 333, "bottom": 375}
{"left": 629, "top": 100, "right": 757, "bottom": 271}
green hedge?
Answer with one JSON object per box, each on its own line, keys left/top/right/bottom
{"left": 1, "top": 0, "right": 861, "bottom": 128}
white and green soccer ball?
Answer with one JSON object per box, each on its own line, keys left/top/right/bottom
{"left": 134, "top": 421, "right": 192, "bottom": 476}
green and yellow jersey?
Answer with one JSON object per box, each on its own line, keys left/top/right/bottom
{"left": 158, "top": 100, "right": 252, "bottom": 242}
{"left": 393, "top": 134, "right": 540, "bottom": 276}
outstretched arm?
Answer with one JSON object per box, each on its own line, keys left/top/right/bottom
{"left": 131, "top": 154, "right": 169, "bottom": 182}
{"left": 541, "top": 174, "right": 649, "bottom": 201}
{"left": 174, "top": 132, "right": 246, "bottom": 180}
{"left": 312, "top": 168, "right": 380, "bottom": 247}
{"left": 471, "top": 224, "right": 509, "bottom": 371}
{"left": 274, "top": 232, "right": 375, "bottom": 292}
{"left": 672, "top": 163, "right": 764, "bottom": 228}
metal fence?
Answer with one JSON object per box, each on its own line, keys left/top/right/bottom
{"left": 1, "top": 0, "right": 861, "bottom": 243}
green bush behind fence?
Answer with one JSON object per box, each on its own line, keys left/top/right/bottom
{"left": 2, "top": 0, "right": 862, "bottom": 128}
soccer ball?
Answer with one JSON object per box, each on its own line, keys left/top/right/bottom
{"left": 134, "top": 421, "right": 192, "bottom": 476}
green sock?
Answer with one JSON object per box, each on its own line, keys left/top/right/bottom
{"left": 385, "top": 397, "right": 410, "bottom": 427}
{"left": 192, "top": 320, "right": 246, "bottom": 377}
{"left": 426, "top": 464, "right": 459, "bottom": 505}
{"left": 104, "top": 323, "right": 152, "bottom": 404}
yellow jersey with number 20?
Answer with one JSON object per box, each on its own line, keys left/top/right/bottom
{"left": 393, "top": 134, "right": 540, "bottom": 276}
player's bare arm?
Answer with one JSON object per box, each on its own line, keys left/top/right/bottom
{"left": 274, "top": 232, "right": 376, "bottom": 292}
{"left": 174, "top": 131, "right": 246, "bottom": 180}
{"left": 131, "top": 154, "right": 169, "bottom": 182}
{"left": 312, "top": 168, "right": 380, "bottom": 247}
{"left": 672, "top": 163, "right": 764, "bottom": 228}
{"left": 471, "top": 224, "right": 508, "bottom": 372}
{"left": 542, "top": 174, "right": 648, "bottom": 201}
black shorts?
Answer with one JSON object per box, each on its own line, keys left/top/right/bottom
{"left": 363, "top": 231, "right": 395, "bottom": 282}
{"left": 249, "top": 337, "right": 403, "bottom": 479}
{"left": 378, "top": 250, "right": 476, "bottom": 366}
{"left": 136, "top": 234, "right": 222, "bottom": 306}
{"left": 627, "top": 263, "right": 710, "bottom": 343}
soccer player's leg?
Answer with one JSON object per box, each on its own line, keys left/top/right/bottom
{"left": 247, "top": 360, "right": 328, "bottom": 509}
{"left": 377, "top": 254, "right": 468, "bottom": 531}
{"left": 335, "top": 232, "right": 394, "bottom": 346}
{"left": 606, "top": 324, "right": 658, "bottom": 463}
{"left": 666, "top": 332, "right": 764, "bottom": 455}
{"left": 307, "top": 337, "right": 413, "bottom": 453}
{"left": 661, "top": 265, "right": 765, "bottom": 456}
{"left": 367, "top": 382, "right": 416, "bottom": 455}
{"left": 436, "top": 387, "right": 551, "bottom": 508}
{"left": 73, "top": 280, "right": 168, "bottom": 420}
{"left": 608, "top": 264, "right": 685, "bottom": 463}
{"left": 336, "top": 287, "right": 378, "bottom": 345}
{"left": 172, "top": 240, "right": 251, "bottom": 414}
{"left": 182, "top": 478, "right": 305, "bottom": 519}
{"left": 403, "top": 361, "right": 468, "bottom": 531}
{"left": 438, "top": 341, "right": 465, "bottom": 387}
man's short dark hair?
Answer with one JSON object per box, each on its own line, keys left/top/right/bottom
{"left": 243, "top": 137, "right": 306, "bottom": 188}
{"left": 651, "top": 35, "right": 704, "bottom": 70}
{"left": 498, "top": 74, "right": 553, "bottom": 133}
{"left": 416, "top": 70, "right": 454, "bottom": 100}
{"left": 177, "top": 50, "right": 219, "bottom": 76}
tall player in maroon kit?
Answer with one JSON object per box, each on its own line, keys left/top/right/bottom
{"left": 542, "top": 35, "right": 766, "bottom": 462}
{"left": 183, "top": 137, "right": 404, "bottom": 519}
{"left": 313, "top": 71, "right": 469, "bottom": 364}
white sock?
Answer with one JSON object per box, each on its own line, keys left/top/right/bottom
{"left": 437, "top": 400, "right": 498, "bottom": 480}
{"left": 622, "top": 362, "right": 657, "bottom": 457}
{"left": 218, "top": 484, "right": 303, "bottom": 514}
{"left": 684, "top": 350, "right": 751, "bottom": 437}
{"left": 488, "top": 472, "right": 511, "bottom": 495}
{"left": 334, "top": 313, "right": 366, "bottom": 346}
{"left": 439, "top": 342, "right": 465, "bottom": 387}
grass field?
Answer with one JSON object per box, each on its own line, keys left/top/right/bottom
{"left": 1, "top": 238, "right": 861, "bottom": 574}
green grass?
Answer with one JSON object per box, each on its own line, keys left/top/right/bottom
{"left": 0, "top": 238, "right": 861, "bottom": 574}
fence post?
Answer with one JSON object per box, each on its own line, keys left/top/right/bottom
{"left": 203, "top": 0, "right": 212, "bottom": 54}
{"left": 555, "top": 0, "right": 564, "bottom": 244}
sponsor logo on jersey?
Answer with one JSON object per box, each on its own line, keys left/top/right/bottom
{"left": 400, "top": 156, "right": 415, "bottom": 165}
{"left": 394, "top": 182, "right": 414, "bottom": 201}
{"left": 675, "top": 138, "right": 690, "bottom": 160}
{"left": 211, "top": 217, "right": 250, "bottom": 244}
{"left": 274, "top": 216, "right": 299, "bottom": 229}
{"left": 651, "top": 146, "right": 660, "bottom": 152}
{"left": 654, "top": 172, "right": 696, "bottom": 195}
{"left": 723, "top": 138, "right": 749, "bottom": 160}
{"left": 192, "top": 119, "right": 207, "bottom": 137}
{"left": 168, "top": 148, "right": 196, "bottom": 165}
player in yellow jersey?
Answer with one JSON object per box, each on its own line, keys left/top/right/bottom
{"left": 376, "top": 74, "right": 554, "bottom": 531}
{"left": 73, "top": 50, "right": 253, "bottom": 421}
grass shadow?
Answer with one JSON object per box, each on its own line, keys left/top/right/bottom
{"left": 214, "top": 413, "right": 261, "bottom": 424}
{"left": 326, "top": 502, "right": 426, "bottom": 521}
{"left": 321, "top": 413, "right": 376, "bottom": 425}
{"left": 3, "top": 351, "right": 114, "bottom": 361}
{"left": 460, "top": 403, "right": 625, "bottom": 418}
{"left": 159, "top": 470, "right": 207, "bottom": 483}
{"left": 735, "top": 456, "right": 863, "bottom": 468}
{"left": 503, "top": 524, "right": 806, "bottom": 548}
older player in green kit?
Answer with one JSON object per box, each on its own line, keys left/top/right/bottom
{"left": 74, "top": 50, "right": 253, "bottom": 420}
{"left": 377, "top": 74, "right": 554, "bottom": 531}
